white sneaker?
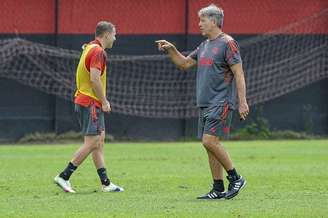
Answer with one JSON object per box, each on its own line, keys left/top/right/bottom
{"left": 54, "top": 175, "right": 76, "bottom": 193}
{"left": 102, "top": 182, "right": 124, "bottom": 192}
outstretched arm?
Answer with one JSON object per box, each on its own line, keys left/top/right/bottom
{"left": 155, "top": 40, "right": 196, "bottom": 71}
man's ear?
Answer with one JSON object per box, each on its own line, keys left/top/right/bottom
{"left": 212, "top": 19, "right": 217, "bottom": 27}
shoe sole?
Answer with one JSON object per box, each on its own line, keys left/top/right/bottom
{"left": 197, "top": 197, "right": 225, "bottom": 200}
{"left": 102, "top": 190, "right": 124, "bottom": 193}
{"left": 197, "top": 192, "right": 226, "bottom": 200}
{"left": 225, "top": 180, "right": 247, "bottom": 200}
{"left": 54, "top": 179, "right": 76, "bottom": 193}
{"left": 102, "top": 188, "right": 124, "bottom": 192}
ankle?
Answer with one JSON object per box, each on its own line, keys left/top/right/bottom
{"left": 213, "top": 179, "right": 224, "bottom": 192}
{"left": 227, "top": 168, "right": 240, "bottom": 181}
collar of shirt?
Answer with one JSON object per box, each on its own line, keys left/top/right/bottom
{"left": 90, "top": 39, "right": 103, "bottom": 48}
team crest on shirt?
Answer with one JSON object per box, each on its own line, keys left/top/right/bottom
{"left": 212, "top": 47, "right": 219, "bottom": 54}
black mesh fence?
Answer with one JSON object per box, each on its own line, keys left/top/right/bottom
{"left": 0, "top": 9, "right": 327, "bottom": 118}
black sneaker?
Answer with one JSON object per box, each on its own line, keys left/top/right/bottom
{"left": 197, "top": 189, "right": 226, "bottom": 200}
{"left": 225, "top": 175, "right": 247, "bottom": 200}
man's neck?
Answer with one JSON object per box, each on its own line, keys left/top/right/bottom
{"left": 95, "top": 38, "right": 106, "bottom": 49}
{"left": 207, "top": 29, "right": 223, "bottom": 40}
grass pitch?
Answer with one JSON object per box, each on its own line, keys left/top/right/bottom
{"left": 0, "top": 140, "right": 327, "bottom": 218}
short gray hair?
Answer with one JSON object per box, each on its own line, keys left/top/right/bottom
{"left": 198, "top": 4, "right": 224, "bottom": 28}
{"left": 95, "top": 21, "right": 115, "bottom": 37}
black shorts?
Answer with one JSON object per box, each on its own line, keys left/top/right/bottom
{"left": 198, "top": 103, "right": 233, "bottom": 139}
{"left": 75, "top": 104, "right": 105, "bottom": 136}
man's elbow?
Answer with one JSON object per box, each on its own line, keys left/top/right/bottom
{"left": 178, "top": 65, "right": 187, "bottom": 71}
{"left": 178, "top": 62, "right": 190, "bottom": 71}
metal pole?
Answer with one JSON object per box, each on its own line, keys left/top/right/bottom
{"left": 53, "top": 0, "right": 59, "bottom": 133}
{"left": 183, "top": 0, "right": 189, "bottom": 139}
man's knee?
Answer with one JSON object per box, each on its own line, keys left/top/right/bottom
{"left": 202, "top": 135, "right": 219, "bottom": 150}
{"left": 99, "top": 131, "right": 105, "bottom": 143}
{"left": 85, "top": 135, "right": 101, "bottom": 149}
{"left": 202, "top": 137, "right": 213, "bottom": 149}
{"left": 95, "top": 131, "right": 106, "bottom": 149}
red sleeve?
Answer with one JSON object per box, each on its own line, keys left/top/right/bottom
{"left": 225, "top": 40, "right": 242, "bottom": 66}
{"left": 85, "top": 47, "right": 106, "bottom": 73}
{"left": 90, "top": 47, "right": 106, "bottom": 72}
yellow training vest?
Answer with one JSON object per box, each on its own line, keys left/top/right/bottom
{"left": 74, "top": 44, "right": 107, "bottom": 102}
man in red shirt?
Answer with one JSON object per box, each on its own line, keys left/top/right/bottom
{"left": 54, "top": 21, "right": 123, "bottom": 193}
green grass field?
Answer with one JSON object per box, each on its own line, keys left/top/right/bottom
{"left": 0, "top": 140, "right": 327, "bottom": 218}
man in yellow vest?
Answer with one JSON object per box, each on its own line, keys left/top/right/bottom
{"left": 54, "top": 21, "right": 123, "bottom": 193}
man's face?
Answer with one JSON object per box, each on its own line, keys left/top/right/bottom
{"left": 199, "top": 15, "right": 216, "bottom": 36}
{"left": 105, "top": 28, "right": 116, "bottom": 49}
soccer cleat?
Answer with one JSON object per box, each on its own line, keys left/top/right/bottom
{"left": 197, "top": 189, "right": 226, "bottom": 200}
{"left": 102, "top": 182, "right": 124, "bottom": 192}
{"left": 225, "top": 175, "right": 246, "bottom": 199}
{"left": 54, "top": 175, "right": 76, "bottom": 193}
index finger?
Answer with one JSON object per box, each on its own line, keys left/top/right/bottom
{"left": 155, "top": 40, "right": 165, "bottom": 44}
